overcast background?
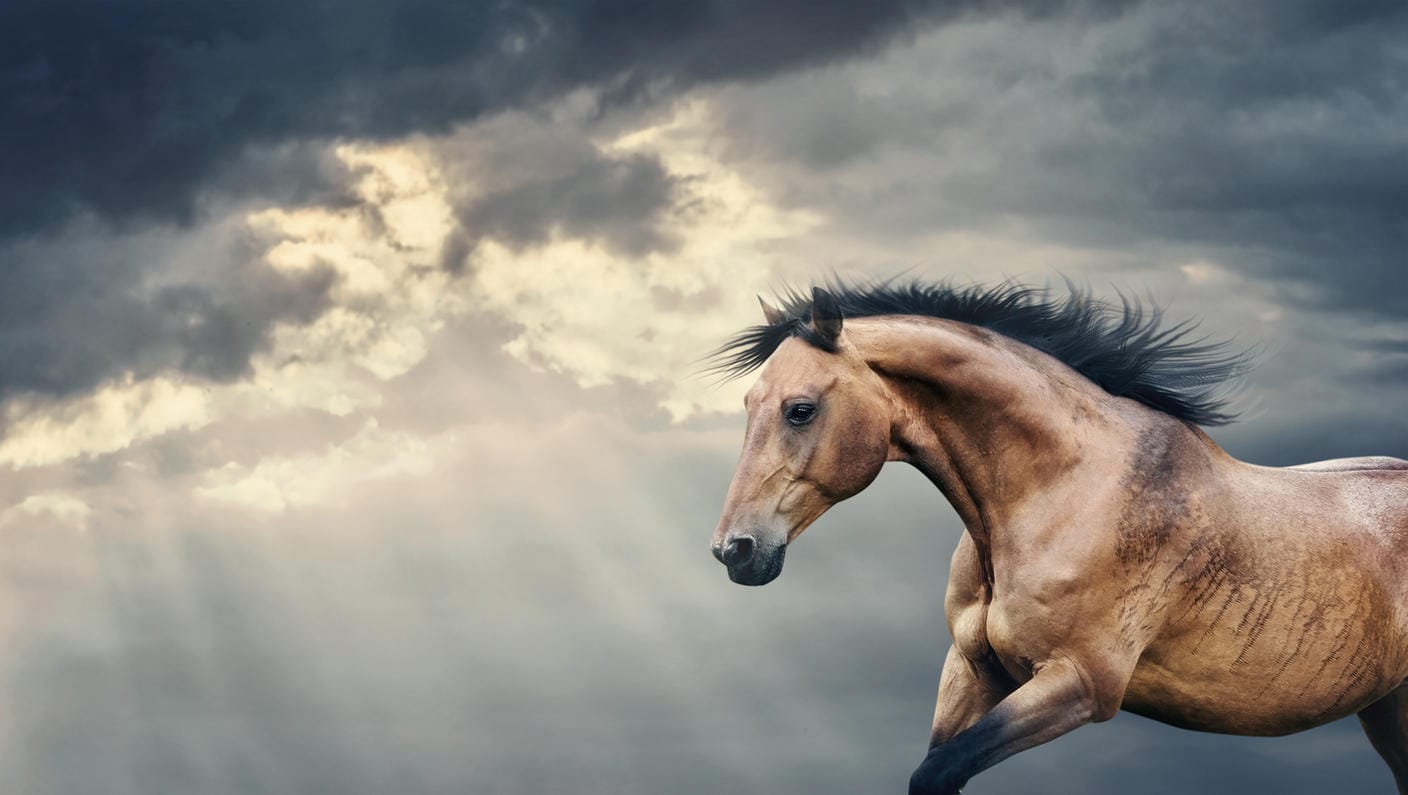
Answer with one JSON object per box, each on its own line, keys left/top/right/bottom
{"left": 0, "top": 1, "right": 1405, "bottom": 793}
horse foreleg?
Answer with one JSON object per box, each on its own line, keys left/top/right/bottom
{"left": 909, "top": 656, "right": 1106, "bottom": 795}
{"left": 1360, "top": 684, "right": 1408, "bottom": 794}
{"left": 929, "top": 644, "right": 1011, "bottom": 746}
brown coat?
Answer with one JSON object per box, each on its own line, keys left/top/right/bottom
{"left": 711, "top": 289, "right": 1408, "bottom": 794}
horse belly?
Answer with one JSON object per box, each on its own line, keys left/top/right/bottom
{"left": 1122, "top": 660, "right": 1397, "bottom": 736}
{"left": 1122, "top": 579, "right": 1408, "bottom": 736}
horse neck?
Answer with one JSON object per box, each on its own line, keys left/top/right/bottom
{"left": 848, "top": 316, "right": 1132, "bottom": 547}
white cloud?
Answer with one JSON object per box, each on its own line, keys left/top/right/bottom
{"left": 0, "top": 144, "right": 466, "bottom": 471}
{"left": 0, "top": 492, "right": 93, "bottom": 530}
{"left": 197, "top": 418, "right": 459, "bottom": 513}
{"left": 469, "top": 100, "right": 819, "bottom": 420}
{"left": 0, "top": 375, "right": 212, "bottom": 469}
{"left": 0, "top": 100, "right": 820, "bottom": 479}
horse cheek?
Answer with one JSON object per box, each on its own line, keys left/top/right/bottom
{"left": 831, "top": 415, "right": 889, "bottom": 500}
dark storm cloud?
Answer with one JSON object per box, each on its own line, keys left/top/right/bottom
{"left": 710, "top": 0, "right": 1407, "bottom": 317}
{"left": 0, "top": 0, "right": 1066, "bottom": 240}
{"left": 0, "top": 229, "right": 334, "bottom": 399}
{"left": 0, "top": 0, "right": 1105, "bottom": 403}
{"left": 464, "top": 151, "right": 677, "bottom": 257}
{"left": 1061, "top": 0, "right": 1408, "bottom": 316}
{"left": 429, "top": 115, "right": 684, "bottom": 259}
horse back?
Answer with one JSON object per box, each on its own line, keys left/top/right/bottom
{"left": 1281, "top": 457, "right": 1408, "bottom": 553}
{"left": 1289, "top": 456, "right": 1408, "bottom": 473}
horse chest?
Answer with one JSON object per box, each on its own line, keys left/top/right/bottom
{"left": 951, "top": 573, "right": 1095, "bottom": 685}
{"left": 947, "top": 589, "right": 991, "bottom": 661}
{"left": 946, "top": 531, "right": 1094, "bottom": 681}
{"left": 947, "top": 585, "right": 1052, "bottom": 683}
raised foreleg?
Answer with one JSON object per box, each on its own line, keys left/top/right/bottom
{"left": 909, "top": 656, "right": 1118, "bottom": 795}
{"left": 1360, "top": 684, "right": 1408, "bottom": 794}
{"left": 928, "top": 644, "right": 1012, "bottom": 745}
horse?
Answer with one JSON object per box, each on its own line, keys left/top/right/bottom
{"left": 707, "top": 280, "right": 1408, "bottom": 794}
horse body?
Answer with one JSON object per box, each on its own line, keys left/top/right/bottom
{"left": 1118, "top": 458, "right": 1408, "bottom": 736}
{"left": 709, "top": 283, "right": 1408, "bottom": 793}
{"left": 959, "top": 427, "right": 1408, "bottom": 739}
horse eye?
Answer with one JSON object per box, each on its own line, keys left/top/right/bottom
{"left": 785, "top": 402, "right": 817, "bottom": 426}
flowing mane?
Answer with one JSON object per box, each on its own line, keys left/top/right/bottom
{"left": 710, "top": 279, "right": 1255, "bottom": 426}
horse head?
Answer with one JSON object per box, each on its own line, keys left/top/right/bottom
{"left": 710, "top": 287, "right": 895, "bottom": 585}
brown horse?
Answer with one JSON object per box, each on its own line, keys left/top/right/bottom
{"left": 708, "top": 280, "right": 1408, "bottom": 794}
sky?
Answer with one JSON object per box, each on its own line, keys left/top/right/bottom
{"left": 0, "top": 1, "right": 1405, "bottom": 793}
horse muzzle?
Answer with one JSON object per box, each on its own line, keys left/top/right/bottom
{"left": 712, "top": 533, "right": 787, "bottom": 586}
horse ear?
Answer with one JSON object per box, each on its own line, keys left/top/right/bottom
{"left": 758, "top": 295, "right": 785, "bottom": 326}
{"left": 810, "top": 286, "right": 843, "bottom": 342}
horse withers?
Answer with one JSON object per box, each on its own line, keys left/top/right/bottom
{"left": 709, "top": 280, "right": 1408, "bottom": 794}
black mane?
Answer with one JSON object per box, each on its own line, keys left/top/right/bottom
{"left": 709, "top": 279, "right": 1255, "bottom": 426}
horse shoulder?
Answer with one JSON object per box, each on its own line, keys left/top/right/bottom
{"left": 993, "top": 423, "right": 1220, "bottom": 667}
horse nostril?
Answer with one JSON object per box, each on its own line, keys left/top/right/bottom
{"left": 721, "top": 535, "right": 755, "bottom": 567}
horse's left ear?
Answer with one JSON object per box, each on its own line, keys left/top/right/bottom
{"left": 758, "top": 295, "right": 785, "bottom": 325}
{"left": 810, "top": 286, "right": 843, "bottom": 343}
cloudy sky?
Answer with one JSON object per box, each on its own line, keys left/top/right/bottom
{"left": 1, "top": 1, "right": 1405, "bottom": 793}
